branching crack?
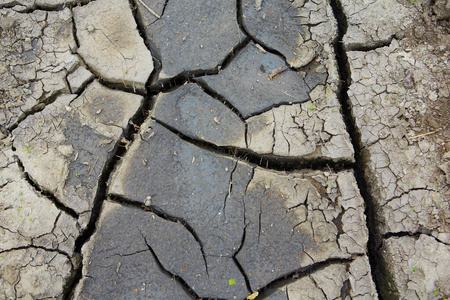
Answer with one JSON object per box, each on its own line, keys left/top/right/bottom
{"left": 109, "top": 196, "right": 210, "bottom": 277}
{"left": 8, "top": 90, "right": 63, "bottom": 132}
{"left": 138, "top": 228, "right": 200, "bottom": 299}
{"left": 256, "top": 257, "right": 356, "bottom": 298}
{"left": 233, "top": 218, "right": 252, "bottom": 293}
{"left": 64, "top": 93, "right": 149, "bottom": 299}
{"left": 147, "top": 37, "right": 250, "bottom": 92}
{"left": 381, "top": 187, "right": 437, "bottom": 208}
{"left": 236, "top": 0, "right": 290, "bottom": 66}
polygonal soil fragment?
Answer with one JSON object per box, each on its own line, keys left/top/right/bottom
{"left": 341, "top": 0, "right": 417, "bottom": 50}
{"left": 74, "top": 201, "right": 196, "bottom": 299}
{"left": 75, "top": 200, "right": 251, "bottom": 299}
{"left": 109, "top": 118, "right": 368, "bottom": 296}
{"left": 383, "top": 235, "right": 450, "bottom": 299}
{"left": 136, "top": 0, "right": 246, "bottom": 80}
{"left": 265, "top": 257, "right": 377, "bottom": 300}
{"left": 241, "top": 0, "right": 337, "bottom": 68}
{"left": 153, "top": 81, "right": 353, "bottom": 160}
{"left": 237, "top": 169, "right": 369, "bottom": 290}
{"left": 0, "top": 248, "right": 73, "bottom": 299}
{"left": 0, "top": 8, "right": 80, "bottom": 128}
{"left": 347, "top": 40, "right": 450, "bottom": 243}
{"left": 73, "top": 0, "right": 154, "bottom": 91}
{"left": 151, "top": 83, "right": 247, "bottom": 148}
{"left": 109, "top": 120, "right": 251, "bottom": 299}
{"left": 201, "top": 42, "right": 326, "bottom": 118}
{"left": 246, "top": 86, "right": 354, "bottom": 161}
{"left": 13, "top": 81, "right": 142, "bottom": 228}
{"left": 67, "top": 66, "right": 94, "bottom": 94}
{"left": 0, "top": 143, "right": 80, "bottom": 255}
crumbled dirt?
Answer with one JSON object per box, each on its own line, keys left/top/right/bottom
{"left": 400, "top": 5, "right": 450, "bottom": 157}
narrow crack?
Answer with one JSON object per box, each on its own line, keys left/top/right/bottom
{"left": 15, "top": 157, "right": 78, "bottom": 219}
{"left": 233, "top": 224, "right": 252, "bottom": 294}
{"left": 232, "top": 188, "right": 253, "bottom": 294}
{"left": 194, "top": 79, "right": 247, "bottom": 122}
{"left": 383, "top": 231, "right": 450, "bottom": 246}
{"left": 139, "top": 229, "right": 200, "bottom": 299}
{"left": 147, "top": 37, "right": 250, "bottom": 93}
{"left": 255, "top": 256, "right": 357, "bottom": 298}
{"left": 8, "top": 90, "right": 63, "bottom": 132}
{"left": 71, "top": 12, "right": 80, "bottom": 49}
{"left": 0, "top": 2, "right": 88, "bottom": 12}
{"left": 328, "top": 0, "right": 397, "bottom": 299}
{"left": 311, "top": 276, "right": 328, "bottom": 299}
{"left": 0, "top": 245, "right": 72, "bottom": 262}
{"left": 97, "top": 78, "right": 147, "bottom": 96}
{"left": 236, "top": 0, "right": 289, "bottom": 66}
{"left": 346, "top": 36, "right": 395, "bottom": 52}
{"left": 242, "top": 96, "right": 312, "bottom": 120}
{"left": 381, "top": 187, "right": 437, "bottom": 208}
{"left": 153, "top": 117, "right": 355, "bottom": 172}
{"left": 108, "top": 195, "right": 210, "bottom": 278}
{"left": 257, "top": 196, "right": 263, "bottom": 244}
{"left": 223, "top": 161, "right": 238, "bottom": 221}
{"left": 159, "top": 0, "right": 170, "bottom": 18}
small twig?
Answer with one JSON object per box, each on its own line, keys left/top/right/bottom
{"left": 282, "top": 90, "right": 295, "bottom": 98}
{"left": 137, "top": 0, "right": 161, "bottom": 19}
{"left": 255, "top": 43, "right": 266, "bottom": 53}
{"left": 409, "top": 128, "right": 441, "bottom": 139}
{"left": 88, "top": 156, "right": 99, "bottom": 175}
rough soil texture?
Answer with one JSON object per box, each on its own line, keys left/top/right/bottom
{"left": 0, "top": 0, "right": 449, "bottom": 299}
{"left": 0, "top": 8, "right": 79, "bottom": 129}
{"left": 344, "top": 1, "right": 450, "bottom": 298}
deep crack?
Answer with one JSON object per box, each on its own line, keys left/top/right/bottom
{"left": 328, "top": 0, "right": 396, "bottom": 298}
{"left": 63, "top": 93, "right": 149, "bottom": 299}
{"left": 153, "top": 117, "right": 355, "bottom": 172}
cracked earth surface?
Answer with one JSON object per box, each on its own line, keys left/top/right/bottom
{"left": 0, "top": 0, "right": 449, "bottom": 299}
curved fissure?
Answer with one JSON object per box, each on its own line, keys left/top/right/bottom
{"left": 152, "top": 117, "right": 355, "bottom": 172}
